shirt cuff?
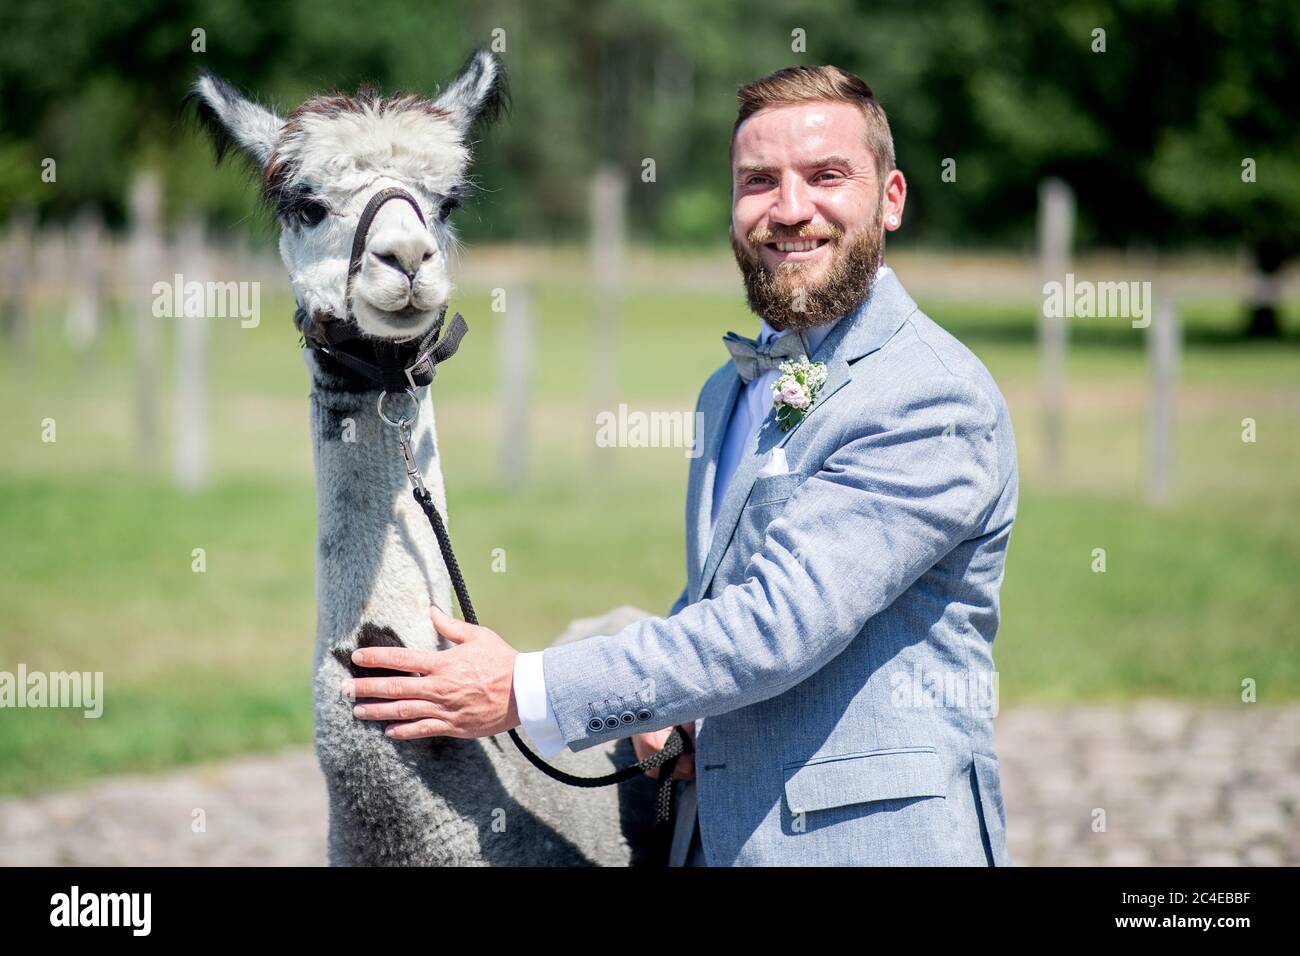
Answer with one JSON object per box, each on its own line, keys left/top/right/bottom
{"left": 512, "top": 651, "right": 569, "bottom": 758}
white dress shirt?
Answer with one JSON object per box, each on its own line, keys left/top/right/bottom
{"left": 512, "top": 313, "right": 840, "bottom": 756}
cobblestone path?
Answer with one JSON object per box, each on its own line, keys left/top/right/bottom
{"left": 2, "top": 703, "right": 1295, "bottom": 866}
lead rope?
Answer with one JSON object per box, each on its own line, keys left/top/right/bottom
{"left": 380, "top": 389, "right": 692, "bottom": 859}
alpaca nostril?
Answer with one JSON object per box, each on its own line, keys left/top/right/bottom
{"left": 372, "top": 248, "right": 426, "bottom": 282}
{"left": 369, "top": 224, "right": 435, "bottom": 283}
{"left": 373, "top": 254, "right": 418, "bottom": 285}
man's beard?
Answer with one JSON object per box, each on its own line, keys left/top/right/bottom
{"left": 731, "top": 207, "right": 884, "bottom": 333}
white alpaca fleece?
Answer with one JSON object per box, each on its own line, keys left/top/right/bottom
{"left": 276, "top": 105, "right": 470, "bottom": 204}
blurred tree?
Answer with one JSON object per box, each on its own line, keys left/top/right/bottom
{"left": 1147, "top": 2, "right": 1300, "bottom": 337}
{"left": 0, "top": 0, "right": 1294, "bottom": 338}
{"left": 0, "top": 0, "right": 476, "bottom": 233}
{"left": 877, "top": 0, "right": 1300, "bottom": 337}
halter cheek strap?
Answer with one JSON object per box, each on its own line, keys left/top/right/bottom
{"left": 297, "top": 185, "right": 466, "bottom": 393}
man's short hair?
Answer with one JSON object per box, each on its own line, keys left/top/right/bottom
{"left": 732, "top": 65, "right": 895, "bottom": 177}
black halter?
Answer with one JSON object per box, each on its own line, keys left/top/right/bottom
{"left": 297, "top": 186, "right": 468, "bottom": 392}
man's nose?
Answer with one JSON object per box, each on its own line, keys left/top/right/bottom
{"left": 369, "top": 226, "right": 436, "bottom": 282}
{"left": 769, "top": 174, "right": 815, "bottom": 227}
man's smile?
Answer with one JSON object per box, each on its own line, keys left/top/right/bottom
{"left": 761, "top": 236, "right": 832, "bottom": 264}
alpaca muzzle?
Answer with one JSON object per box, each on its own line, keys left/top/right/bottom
{"left": 297, "top": 185, "right": 467, "bottom": 393}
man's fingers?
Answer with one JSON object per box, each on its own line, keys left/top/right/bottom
{"left": 353, "top": 700, "right": 442, "bottom": 722}
{"left": 430, "top": 604, "right": 477, "bottom": 644}
{"left": 634, "top": 727, "right": 683, "bottom": 779}
{"left": 342, "top": 676, "right": 431, "bottom": 700}
{"left": 647, "top": 754, "right": 695, "bottom": 781}
{"left": 384, "top": 717, "right": 456, "bottom": 741}
{"left": 350, "top": 646, "right": 434, "bottom": 673}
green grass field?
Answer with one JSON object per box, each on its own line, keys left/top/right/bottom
{"left": 2, "top": 263, "right": 1298, "bottom": 794}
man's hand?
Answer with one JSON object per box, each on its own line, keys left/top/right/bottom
{"left": 341, "top": 605, "right": 519, "bottom": 741}
{"left": 632, "top": 723, "right": 696, "bottom": 780}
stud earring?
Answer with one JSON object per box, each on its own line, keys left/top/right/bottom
{"left": 888, "top": 215, "right": 899, "bottom": 227}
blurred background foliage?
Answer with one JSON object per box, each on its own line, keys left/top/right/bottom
{"left": 2, "top": 0, "right": 1297, "bottom": 262}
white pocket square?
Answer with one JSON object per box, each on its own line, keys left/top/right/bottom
{"left": 756, "top": 447, "right": 789, "bottom": 478}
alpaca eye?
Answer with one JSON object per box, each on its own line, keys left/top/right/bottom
{"left": 436, "top": 196, "right": 460, "bottom": 222}
{"left": 297, "top": 201, "right": 328, "bottom": 227}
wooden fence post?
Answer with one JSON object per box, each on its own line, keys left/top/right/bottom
{"left": 66, "top": 205, "right": 105, "bottom": 350}
{"left": 128, "top": 170, "right": 164, "bottom": 471}
{"left": 1, "top": 204, "right": 36, "bottom": 361}
{"left": 1037, "top": 177, "right": 1074, "bottom": 479}
{"left": 590, "top": 166, "right": 625, "bottom": 468}
{"left": 174, "top": 217, "right": 210, "bottom": 492}
{"left": 499, "top": 284, "right": 533, "bottom": 489}
{"left": 1147, "top": 293, "right": 1180, "bottom": 505}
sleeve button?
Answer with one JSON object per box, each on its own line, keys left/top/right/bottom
{"left": 603, "top": 715, "right": 622, "bottom": 730}
{"left": 619, "top": 710, "right": 637, "bottom": 724}
{"left": 587, "top": 717, "right": 606, "bottom": 733}
{"left": 635, "top": 708, "right": 653, "bottom": 722}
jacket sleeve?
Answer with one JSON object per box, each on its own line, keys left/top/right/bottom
{"left": 541, "top": 374, "right": 1002, "bottom": 751}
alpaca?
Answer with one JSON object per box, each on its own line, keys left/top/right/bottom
{"left": 189, "top": 51, "right": 658, "bottom": 865}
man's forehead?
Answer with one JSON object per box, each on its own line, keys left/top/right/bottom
{"left": 733, "top": 101, "right": 869, "bottom": 167}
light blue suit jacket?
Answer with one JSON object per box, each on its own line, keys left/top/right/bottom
{"left": 542, "top": 268, "right": 1018, "bottom": 865}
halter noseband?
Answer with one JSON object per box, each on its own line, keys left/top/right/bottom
{"left": 297, "top": 185, "right": 468, "bottom": 393}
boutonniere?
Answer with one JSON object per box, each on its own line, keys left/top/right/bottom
{"left": 771, "top": 358, "right": 828, "bottom": 431}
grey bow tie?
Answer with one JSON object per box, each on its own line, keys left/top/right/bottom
{"left": 722, "top": 330, "right": 806, "bottom": 383}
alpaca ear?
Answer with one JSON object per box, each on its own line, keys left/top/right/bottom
{"left": 186, "top": 70, "right": 285, "bottom": 169}
{"left": 434, "top": 49, "right": 507, "bottom": 136}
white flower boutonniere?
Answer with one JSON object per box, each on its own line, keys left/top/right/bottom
{"left": 771, "top": 358, "right": 828, "bottom": 432}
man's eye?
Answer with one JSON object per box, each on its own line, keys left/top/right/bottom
{"left": 297, "top": 201, "right": 328, "bottom": 227}
{"left": 436, "top": 196, "right": 461, "bottom": 222}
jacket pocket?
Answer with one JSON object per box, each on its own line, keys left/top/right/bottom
{"left": 782, "top": 746, "right": 946, "bottom": 815}
{"left": 745, "top": 472, "right": 803, "bottom": 508}
{"left": 971, "top": 751, "right": 1011, "bottom": 866}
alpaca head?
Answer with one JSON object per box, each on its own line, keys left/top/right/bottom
{"left": 189, "top": 50, "right": 504, "bottom": 341}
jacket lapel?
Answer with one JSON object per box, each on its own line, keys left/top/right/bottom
{"left": 696, "top": 401, "right": 777, "bottom": 598}
{"left": 686, "top": 368, "right": 741, "bottom": 602}
{"left": 695, "top": 267, "right": 918, "bottom": 600}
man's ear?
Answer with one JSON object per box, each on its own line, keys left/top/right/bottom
{"left": 434, "top": 49, "right": 508, "bottom": 137}
{"left": 185, "top": 70, "right": 285, "bottom": 170}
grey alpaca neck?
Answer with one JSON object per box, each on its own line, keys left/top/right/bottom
{"left": 303, "top": 352, "right": 657, "bottom": 866}
{"left": 307, "top": 355, "right": 451, "bottom": 668}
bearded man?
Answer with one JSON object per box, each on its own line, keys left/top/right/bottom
{"left": 345, "top": 65, "right": 1020, "bottom": 867}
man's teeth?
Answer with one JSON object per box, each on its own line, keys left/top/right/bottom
{"left": 773, "top": 240, "right": 823, "bottom": 252}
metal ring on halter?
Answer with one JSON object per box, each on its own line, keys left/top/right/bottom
{"left": 377, "top": 388, "right": 420, "bottom": 429}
